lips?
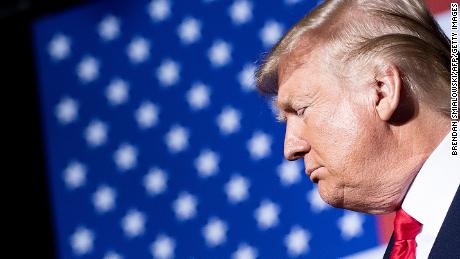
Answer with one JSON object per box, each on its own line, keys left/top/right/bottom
{"left": 305, "top": 167, "right": 320, "bottom": 177}
{"left": 305, "top": 167, "right": 322, "bottom": 183}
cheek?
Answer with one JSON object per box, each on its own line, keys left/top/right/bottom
{"left": 312, "top": 99, "right": 365, "bottom": 172}
{"left": 332, "top": 104, "right": 384, "bottom": 186}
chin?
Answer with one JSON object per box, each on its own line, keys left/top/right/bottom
{"left": 317, "top": 182, "right": 345, "bottom": 209}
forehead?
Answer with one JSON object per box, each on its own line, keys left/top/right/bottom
{"left": 277, "top": 47, "right": 325, "bottom": 101}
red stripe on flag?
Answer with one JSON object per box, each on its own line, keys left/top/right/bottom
{"left": 424, "top": 0, "right": 452, "bottom": 15}
{"left": 377, "top": 213, "right": 395, "bottom": 244}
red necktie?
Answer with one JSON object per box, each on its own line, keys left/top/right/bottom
{"left": 390, "top": 209, "right": 423, "bottom": 259}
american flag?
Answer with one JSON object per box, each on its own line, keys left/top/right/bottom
{"left": 32, "top": 0, "right": 450, "bottom": 258}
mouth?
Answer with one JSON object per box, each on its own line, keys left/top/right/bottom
{"left": 305, "top": 167, "right": 320, "bottom": 176}
{"left": 305, "top": 167, "right": 323, "bottom": 183}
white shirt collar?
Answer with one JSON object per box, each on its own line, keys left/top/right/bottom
{"left": 401, "top": 131, "right": 459, "bottom": 258}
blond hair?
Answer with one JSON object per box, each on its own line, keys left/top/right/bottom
{"left": 256, "top": 0, "right": 451, "bottom": 116}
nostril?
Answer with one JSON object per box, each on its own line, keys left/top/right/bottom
{"left": 284, "top": 144, "right": 308, "bottom": 161}
{"left": 291, "top": 151, "right": 305, "bottom": 160}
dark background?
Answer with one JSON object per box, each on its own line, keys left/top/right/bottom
{"left": 2, "top": 1, "right": 88, "bottom": 257}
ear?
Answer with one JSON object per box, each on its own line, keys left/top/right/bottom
{"left": 374, "top": 64, "right": 401, "bottom": 121}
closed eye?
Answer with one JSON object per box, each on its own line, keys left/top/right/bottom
{"left": 296, "top": 108, "right": 307, "bottom": 116}
{"left": 272, "top": 97, "right": 309, "bottom": 123}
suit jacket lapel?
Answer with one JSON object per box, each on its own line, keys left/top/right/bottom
{"left": 428, "top": 185, "right": 460, "bottom": 258}
{"left": 383, "top": 233, "right": 394, "bottom": 259}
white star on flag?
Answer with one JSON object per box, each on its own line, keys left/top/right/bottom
{"left": 307, "top": 187, "right": 331, "bottom": 213}
{"left": 259, "top": 20, "right": 284, "bottom": 48}
{"left": 228, "top": 0, "right": 253, "bottom": 25}
{"left": 195, "top": 149, "right": 220, "bottom": 178}
{"left": 103, "top": 251, "right": 123, "bottom": 259}
{"left": 151, "top": 234, "right": 176, "bottom": 259}
{"left": 121, "top": 209, "right": 147, "bottom": 238}
{"left": 232, "top": 243, "right": 258, "bottom": 259}
{"left": 225, "top": 174, "right": 250, "bottom": 204}
{"left": 127, "top": 37, "right": 150, "bottom": 64}
{"left": 84, "top": 119, "right": 108, "bottom": 147}
{"left": 48, "top": 33, "right": 71, "bottom": 61}
{"left": 113, "top": 143, "right": 138, "bottom": 171}
{"left": 135, "top": 101, "right": 160, "bottom": 129}
{"left": 105, "top": 78, "right": 129, "bottom": 106}
{"left": 148, "top": 0, "right": 171, "bottom": 22}
{"left": 55, "top": 96, "right": 79, "bottom": 125}
{"left": 254, "top": 199, "right": 280, "bottom": 230}
{"left": 338, "top": 211, "right": 365, "bottom": 240}
{"left": 285, "top": 0, "right": 303, "bottom": 5}
{"left": 247, "top": 131, "right": 272, "bottom": 160}
{"left": 143, "top": 167, "right": 168, "bottom": 196}
{"left": 76, "top": 55, "right": 100, "bottom": 83}
{"left": 202, "top": 217, "right": 228, "bottom": 247}
{"left": 186, "top": 82, "right": 211, "bottom": 111}
{"left": 208, "top": 40, "right": 232, "bottom": 67}
{"left": 284, "top": 226, "right": 311, "bottom": 257}
{"left": 277, "top": 160, "right": 302, "bottom": 186}
{"left": 70, "top": 226, "right": 95, "bottom": 255}
{"left": 165, "top": 125, "right": 190, "bottom": 153}
{"left": 63, "top": 161, "right": 87, "bottom": 190}
{"left": 98, "top": 15, "right": 121, "bottom": 41}
{"left": 92, "top": 185, "right": 116, "bottom": 213}
{"left": 217, "top": 106, "right": 241, "bottom": 135}
{"left": 238, "top": 64, "right": 256, "bottom": 92}
{"left": 177, "top": 17, "right": 202, "bottom": 44}
{"left": 156, "top": 59, "right": 181, "bottom": 87}
{"left": 172, "top": 192, "right": 198, "bottom": 221}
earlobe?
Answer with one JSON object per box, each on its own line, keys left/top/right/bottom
{"left": 375, "top": 65, "right": 401, "bottom": 121}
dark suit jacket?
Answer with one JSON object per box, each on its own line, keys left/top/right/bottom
{"left": 383, "top": 186, "right": 460, "bottom": 258}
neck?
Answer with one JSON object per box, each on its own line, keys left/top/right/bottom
{"left": 385, "top": 106, "right": 450, "bottom": 211}
{"left": 394, "top": 106, "right": 450, "bottom": 163}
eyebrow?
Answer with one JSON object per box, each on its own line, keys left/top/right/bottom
{"left": 271, "top": 98, "right": 286, "bottom": 122}
{"left": 272, "top": 93, "right": 312, "bottom": 122}
{"left": 272, "top": 96, "right": 299, "bottom": 122}
{"left": 273, "top": 95, "right": 305, "bottom": 111}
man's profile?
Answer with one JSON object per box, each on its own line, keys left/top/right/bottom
{"left": 255, "top": 0, "right": 459, "bottom": 258}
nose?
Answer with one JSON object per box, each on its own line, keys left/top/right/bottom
{"left": 283, "top": 119, "right": 311, "bottom": 160}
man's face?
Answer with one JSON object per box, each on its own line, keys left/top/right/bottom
{"left": 276, "top": 48, "right": 406, "bottom": 214}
